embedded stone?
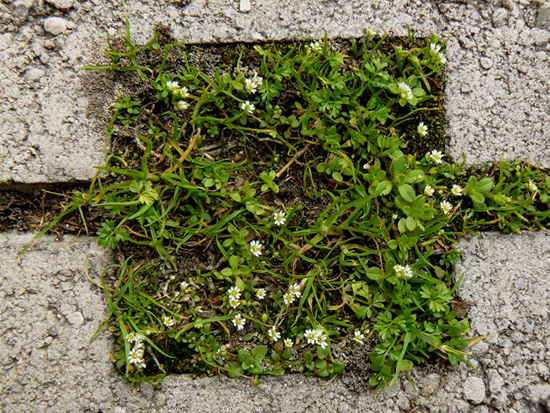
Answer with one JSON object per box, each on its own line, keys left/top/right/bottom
{"left": 240, "top": 0, "right": 251, "bottom": 13}
{"left": 46, "top": 0, "right": 73, "bottom": 10}
{"left": 463, "top": 377, "right": 486, "bottom": 404}
{"left": 44, "top": 17, "right": 72, "bottom": 35}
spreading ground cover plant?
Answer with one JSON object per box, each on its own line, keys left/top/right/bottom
{"left": 24, "top": 23, "right": 550, "bottom": 392}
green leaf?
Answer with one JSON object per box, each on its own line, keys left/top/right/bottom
{"left": 398, "top": 184, "right": 416, "bottom": 202}
{"left": 317, "top": 346, "right": 330, "bottom": 359}
{"left": 228, "top": 361, "right": 244, "bottom": 378}
{"left": 375, "top": 180, "right": 392, "bottom": 196}
{"left": 405, "top": 216, "right": 417, "bottom": 231}
{"left": 251, "top": 345, "right": 268, "bottom": 362}
{"left": 366, "top": 267, "right": 384, "bottom": 282}
{"left": 242, "top": 333, "right": 255, "bottom": 341}
{"left": 477, "top": 178, "right": 494, "bottom": 194}
{"left": 330, "top": 362, "right": 346, "bottom": 373}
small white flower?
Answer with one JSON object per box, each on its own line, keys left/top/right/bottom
{"left": 227, "top": 286, "right": 241, "bottom": 300}
{"left": 229, "top": 298, "right": 240, "bottom": 309}
{"left": 436, "top": 52, "right": 447, "bottom": 65}
{"left": 127, "top": 348, "right": 146, "bottom": 368}
{"left": 451, "top": 185, "right": 463, "bottom": 196}
{"left": 284, "top": 338, "right": 293, "bottom": 348}
{"left": 283, "top": 292, "right": 295, "bottom": 306}
{"left": 527, "top": 180, "right": 538, "bottom": 192}
{"left": 394, "top": 264, "right": 413, "bottom": 278}
{"left": 241, "top": 100, "right": 255, "bottom": 115}
{"left": 132, "top": 345, "right": 144, "bottom": 357}
{"left": 430, "top": 43, "right": 441, "bottom": 55}
{"left": 232, "top": 314, "right": 245, "bottom": 330}
{"left": 424, "top": 185, "right": 435, "bottom": 196}
{"left": 165, "top": 80, "right": 180, "bottom": 91}
{"left": 162, "top": 315, "right": 176, "bottom": 328}
{"left": 309, "top": 40, "right": 322, "bottom": 52}
{"left": 305, "top": 329, "right": 317, "bottom": 345}
{"left": 268, "top": 327, "right": 281, "bottom": 342}
{"left": 397, "top": 82, "right": 414, "bottom": 101}
{"left": 175, "top": 100, "right": 189, "bottom": 111}
{"left": 133, "top": 340, "right": 144, "bottom": 351}
{"left": 428, "top": 150, "right": 444, "bottom": 164}
{"left": 176, "top": 86, "right": 189, "bottom": 98}
{"left": 250, "top": 240, "right": 263, "bottom": 257}
{"left": 180, "top": 281, "right": 190, "bottom": 292}
{"left": 273, "top": 211, "right": 286, "bottom": 226}
{"left": 440, "top": 200, "right": 453, "bottom": 215}
{"left": 353, "top": 330, "right": 365, "bottom": 344}
{"left": 244, "top": 73, "right": 263, "bottom": 94}
{"left": 366, "top": 29, "right": 376, "bottom": 38}
{"left": 125, "top": 332, "right": 137, "bottom": 343}
{"left": 289, "top": 283, "right": 301, "bottom": 299}
{"left": 417, "top": 122, "right": 428, "bottom": 137}
{"left": 315, "top": 330, "right": 328, "bottom": 348}
{"left": 256, "top": 288, "right": 266, "bottom": 300}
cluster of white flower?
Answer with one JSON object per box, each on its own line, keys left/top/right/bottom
{"left": 427, "top": 149, "right": 444, "bottom": 164}
{"left": 241, "top": 100, "right": 256, "bottom": 115}
{"left": 250, "top": 240, "right": 263, "bottom": 257}
{"left": 424, "top": 184, "right": 435, "bottom": 197}
{"left": 273, "top": 210, "right": 286, "bottom": 226}
{"left": 244, "top": 73, "right": 263, "bottom": 94}
{"left": 397, "top": 82, "right": 414, "bottom": 101}
{"left": 440, "top": 200, "right": 453, "bottom": 215}
{"left": 304, "top": 328, "right": 328, "bottom": 349}
{"left": 309, "top": 40, "right": 322, "bottom": 52}
{"left": 417, "top": 122, "right": 428, "bottom": 137}
{"left": 165, "top": 80, "right": 190, "bottom": 111}
{"left": 126, "top": 332, "right": 146, "bottom": 369}
{"left": 450, "top": 185, "right": 463, "bottom": 196}
{"left": 268, "top": 326, "right": 281, "bottom": 342}
{"left": 162, "top": 315, "right": 176, "bottom": 328}
{"left": 283, "top": 283, "right": 302, "bottom": 306}
{"left": 393, "top": 264, "right": 413, "bottom": 278}
{"left": 227, "top": 285, "right": 241, "bottom": 309}
{"left": 429, "top": 43, "right": 447, "bottom": 65}
{"left": 232, "top": 313, "right": 246, "bottom": 330}
{"left": 353, "top": 330, "right": 365, "bottom": 344}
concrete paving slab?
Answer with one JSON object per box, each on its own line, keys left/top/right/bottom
{"left": 1, "top": 231, "right": 548, "bottom": 412}
{"left": 1, "top": 1, "right": 549, "bottom": 183}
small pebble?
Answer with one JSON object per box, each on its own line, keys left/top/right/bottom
{"left": 480, "top": 57, "right": 493, "bottom": 70}
{"left": 46, "top": 0, "right": 73, "bottom": 10}
{"left": 240, "top": 0, "right": 251, "bottom": 12}
{"left": 463, "top": 376, "right": 486, "bottom": 404}
{"left": 44, "top": 17, "right": 73, "bottom": 35}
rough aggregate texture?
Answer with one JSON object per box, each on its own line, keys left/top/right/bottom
{"left": 1, "top": 231, "right": 549, "bottom": 412}
{"left": 1, "top": 0, "right": 550, "bottom": 411}
{"left": 1, "top": 0, "right": 549, "bottom": 183}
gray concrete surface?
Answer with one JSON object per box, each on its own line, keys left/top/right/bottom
{"left": 1, "top": 231, "right": 549, "bottom": 412}
{"left": 1, "top": 1, "right": 550, "bottom": 183}
{"left": 1, "top": 0, "right": 550, "bottom": 411}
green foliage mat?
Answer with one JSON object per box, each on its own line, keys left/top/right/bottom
{"left": 27, "top": 24, "right": 550, "bottom": 391}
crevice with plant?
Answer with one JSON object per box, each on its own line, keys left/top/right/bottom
{"left": 21, "top": 22, "right": 550, "bottom": 392}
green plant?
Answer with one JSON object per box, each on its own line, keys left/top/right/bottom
{"left": 25, "top": 23, "right": 550, "bottom": 392}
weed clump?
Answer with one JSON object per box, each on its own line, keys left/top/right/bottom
{"left": 28, "top": 25, "right": 550, "bottom": 391}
